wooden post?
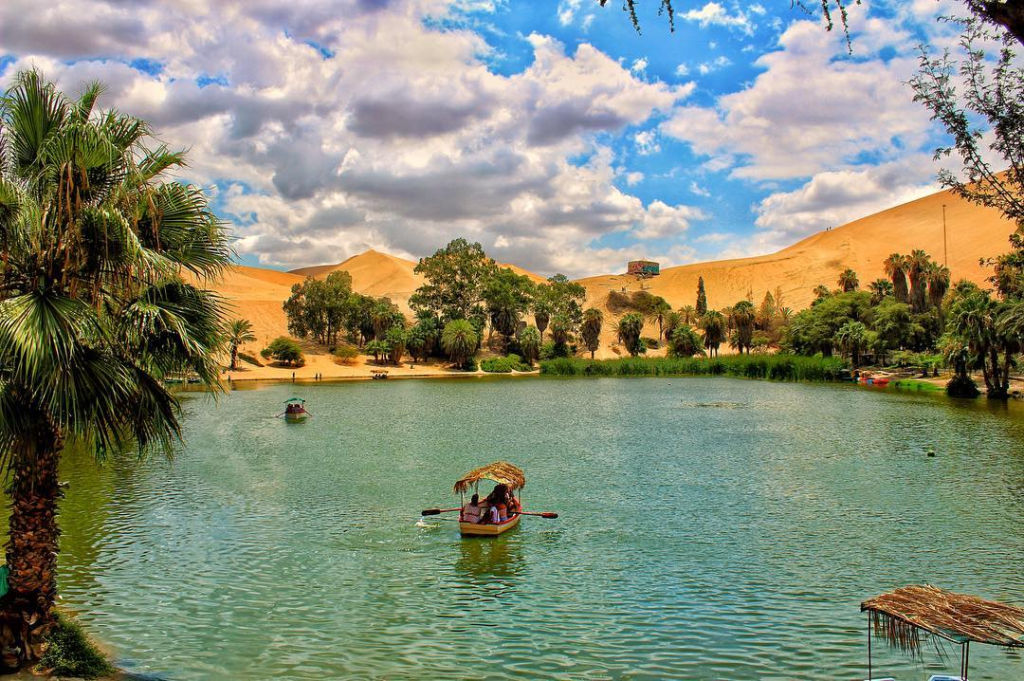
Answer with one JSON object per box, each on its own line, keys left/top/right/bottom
{"left": 867, "top": 611, "right": 872, "bottom": 681}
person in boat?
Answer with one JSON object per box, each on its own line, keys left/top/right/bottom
{"left": 461, "top": 494, "right": 484, "bottom": 524}
{"left": 485, "top": 484, "right": 509, "bottom": 522}
{"left": 506, "top": 490, "right": 521, "bottom": 516}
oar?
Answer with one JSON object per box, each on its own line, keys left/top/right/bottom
{"left": 421, "top": 508, "right": 461, "bottom": 516}
{"left": 518, "top": 511, "right": 559, "bottom": 519}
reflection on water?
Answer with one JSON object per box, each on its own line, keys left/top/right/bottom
{"left": 22, "top": 377, "right": 1024, "bottom": 680}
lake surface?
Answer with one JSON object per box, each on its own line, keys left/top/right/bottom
{"left": 47, "top": 377, "right": 1024, "bottom": 680}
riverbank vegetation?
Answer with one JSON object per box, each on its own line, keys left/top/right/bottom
{"left": 540, "top": 355, "right": 847, "bottom": 381}
{"left": 38, "top": 612, "right": 114, "bottom": 679}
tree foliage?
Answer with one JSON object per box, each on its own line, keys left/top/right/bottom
{"left": 410, "top": 238, "right": 496, "bottom": 324}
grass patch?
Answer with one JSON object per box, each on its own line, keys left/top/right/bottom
{"left": 480, "top": 354, "right": 532, "bottom": 373}
{"left": 892, "top": 379, "right": 945, "bottom": 392}
{"left": 539, "top": 354, "right": 848, "bottom": 382}
{"left": 39, "top": 611, "right": 114, "bottom": 679}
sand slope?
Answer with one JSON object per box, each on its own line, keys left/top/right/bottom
{"left": 211, "top": 185, "right": 1018, "bottom": 370}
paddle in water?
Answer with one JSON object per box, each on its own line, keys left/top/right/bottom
{"left": 420, "top": 508, "right": 557, "bottom": 518}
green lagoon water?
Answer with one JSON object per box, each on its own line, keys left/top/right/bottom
{"left": 48, "top": 377, "right": 1024, "bottom": 680}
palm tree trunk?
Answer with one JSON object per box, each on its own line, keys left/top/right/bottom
{"left": 230, "top": 344, "right": 238, "bottom": 370}
{"left": 0, "top": 428, "right": 62, "bottom": 666}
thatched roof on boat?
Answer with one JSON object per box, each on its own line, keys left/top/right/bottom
{"left": 861, "top": 585, "right": 1024, "bottom": 652}
{"left": 453, "top": 461, "right": 525, "bottom": 494}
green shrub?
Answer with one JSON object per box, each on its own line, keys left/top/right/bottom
{"left": 263, "top": 337, "right": 304, "bottom": 366}
{"left": 460, "top": 358, "right": 478, "bottom": 371}
{"left": 237, "top": 351, "right": 263, "bottom": 367}
{"left": 480, "top": 354, "right": 531, "bottom": 373}
{"left": 945, "top": 374, "right": 980, "bottom": 397}
{"left": 332, "top": 344, "right": 360, "bottom": 365}
{"left": 39, "top": 612, "right": 114, "bottom": 679}
{"left": 539, "top": 354, "right": 847, "bottom": 382}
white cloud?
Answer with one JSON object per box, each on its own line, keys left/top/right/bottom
{"left": 690, "top": 181, "right": 711, "bottom": 197}
{"left": 625, "top": 172, "right": 645, "bottom": 186}
{"left": 752, "top": 160, "right": 940, "bottom": 250}
{"left": 630, "top": 57, "right": 648, "bottom": 74}
{"left": 675, "top": 63, "right": 690, "bottom": 77}
{"left": 661, "top": 19, "right": 930, "bottom": 180}
{"left": 682, "top": 3, "right": 753, "bottom": 35}
{"left": 0, "top": 0, "right": 697, "bottom": 277}
{"left": 695, "top": 231, "right": 730, "bottom": 243}
{"left": 634, "top": 130, "right": 661, "bottom": 156}
{"left": 698, "top": 55, "right": 731, "bottom": 75}
{"left": 557, "top": 0, "right": 582, "bottom": 27}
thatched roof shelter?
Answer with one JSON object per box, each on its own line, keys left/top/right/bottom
{"left": 453, "top": 461, "right": 525, "bottom": 494}
{"left": 862, "top": 585, "right": 1024, "bottom": 653}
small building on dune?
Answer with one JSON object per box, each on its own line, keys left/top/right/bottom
{"left": 627, "top": 260, "right": 660, "bottom": 277}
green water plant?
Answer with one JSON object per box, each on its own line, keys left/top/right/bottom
{"left": 540, "top": 355, "right": 847, "bottom": 382}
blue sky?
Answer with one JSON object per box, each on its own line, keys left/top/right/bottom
{"left": 0, "top": 0, "right": 965, "bottom": 276}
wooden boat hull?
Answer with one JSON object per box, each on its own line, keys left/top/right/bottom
{"left": 284, "top": 413, "right": 308, "bottom": 422}
{"left": 460, "top": 513, "right": 520, "bottom": 536}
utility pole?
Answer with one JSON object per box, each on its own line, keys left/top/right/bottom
{"left": 942, "top": 204, "right": 948, "bottom": 267}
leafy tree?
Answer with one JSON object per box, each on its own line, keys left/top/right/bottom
{"left": 263, "top": 337, "right": 304, "bottom": 365}
{"left": 283, "top": 271, "right": 354, "bottom": 347}
{"left": 911, "top": 16, "right": 1023, "bottom": 235}
{"left": 699, "top": 310, "right": 727, "bottom": 358}
{"left": 668, "top": 324, "right": 705, "bottom": 358}
{"left": 617, "top": 312, "right": 646, "bottom": 356}
{"left": 940, "top": 333, "right": 981, "bottom": 397}
{"left": 679, "top": 304, "right": 697, "bottom": 324}
{"left": 410, "top": 238, "right": 496, "bottom": 324}
{"left": 536, "top": 274, "right": 587, "bottom": 335}
{"left": 756, "top": 291, "right": 776, "bottom": 330}
{"left": 519, "top": 325, "right": 542, "bottom": 366}
{"left": 837, "top": 268, "right": 859, "bottom": 292}
{"left": 441, "top": 319, "right": 479, "bottom": 367}
{"left": 696, "top": 276, "right": 708, "bottom": 315}
{"left": 883, "top": 254, "right": 910, "bottom": 304}
{"left": 483, "top": 267, "right": 533, "bottom": 341}
{"left": 581, "top": 308, "right": 603, "bottom": 359}
{"left": 385, "top": 327, "right": 408, "bottom": 365}
{"left": 0, "top": 70, "right": 230, "bottom": 663}
{"left": 873, "top": 297, "right": 915, "bottom": 360}
{"left": 868, "top": 278, "right": 894, "bottom": 305}
{"left": 225, "top": 319, "right": 257, "bottom": 370}
{"left": 732, "top": 300, "right": 756, "bottom": 354}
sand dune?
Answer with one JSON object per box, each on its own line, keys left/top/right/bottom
{"left": 211, "top": 185, "right": 1018, "bottom": 370}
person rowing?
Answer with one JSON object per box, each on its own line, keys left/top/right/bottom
{"left": 461, "top": 494, "right": 484, "bottom": 524}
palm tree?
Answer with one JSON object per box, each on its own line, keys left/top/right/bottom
{"left": 533, "top": 302, "right": 550, "bottom": 342}
{"left": 519, "top": 325, "right": 541, "bottom": 365}
{"left": 662, "top": 311, "right": 682, "bottom": 343}
{"left": 812, "top": 284, "right": 831, "bottom": 303}
{"left": 835, "top": 321, "right": 867, "bottom": 367}
{"left": 225, "top": 319, "right": 257, "bottom": 370}
{"left": 0, "top": 71, "right": 230, "bottom": 664}
{"left": 868, "top": 278, "right": 894, "bottom": 305}
{"left": 732, "top": 300, "right": 756, "bottom": 354}
{"left": 668, "top": 324, "right": 704, "bottom": 357}
{"left": 756, "top": 291, "right": 776, "bottom": 330}
{"left": 907, "top": 249, "right": 931, "bottom": 313}
{"left": 580, "top": 308, "right": 603, "bottom": 359}
{"left": 550, "top": 314, "right": 571, "bottom": 346}
{"left": 679, "top": 304, "right": 697, "bottom": 325}
{"left": 837, "top": 268, "right": 859, "bottom": 292}
{"left": 924, "top": 261, "right": 951, "bottom": 310}
{"left": 617, "top": 312, "right": 645, "bottom": 356}
{"left": 364, "top": 339, "right": 389, "bottom": 364}
{"left": 699, "top": 311, "right": 727, "bottom": 357}
{"left": 441, "top": 319, "right": 478, "bottom": 367}
{"left": 883, "top": 253, "right": 910, "bottom": 304}
{"left": 653, "top": 299, "right": 671, "bottom": 340}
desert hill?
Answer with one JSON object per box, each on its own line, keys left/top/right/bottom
{"left": 212, "top": 185, "right": 1018, "bottom": 365}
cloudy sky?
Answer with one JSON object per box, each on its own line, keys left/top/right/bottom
{"left": 0, "top": 0, "right": 967, "bottom": 276}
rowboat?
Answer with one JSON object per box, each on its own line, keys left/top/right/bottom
{"left": 454, "top": 461, "right": 526, "bottom": 537}
{"left": 421, "top": 461, "right": 558, "bottom": 535}
{"left": 461, "top": 512, "right": 521, "bottom": 536}
{"left": 282, "top": 397, "right": 309, "bottom": 422}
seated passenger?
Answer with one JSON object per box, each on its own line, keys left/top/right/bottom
{"left": 488, "top": 504, "right": 501, "bottom": 524}
{"left": 461, "top": 494, "right": 484, "bottom": 524}
{"left": 506, "top": 493, "right": 521, "bottom": 516}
